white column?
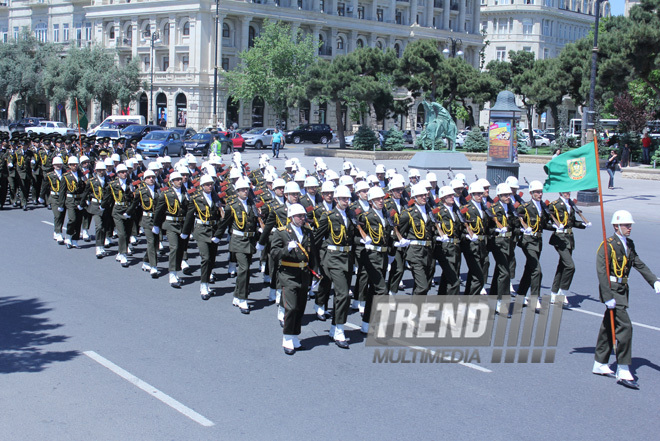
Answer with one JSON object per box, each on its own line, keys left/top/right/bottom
{"left": 389, "top": 0, "right": 396, "bottom": 22}
{"left": 312, "top": 25, "right": 321, "bottom": 54}
{"left": 169, "top": 17, "right": 176, "bottom": 72}
{"left": 241, "top": 16, "right": 252, "bottom": 51}
{"left": 472, "top": 0, "right": 480, "bottom": 34}
{"left": 426, "top": 0, "right": 434, "bottom": 27}
{"left": 349, "top": 29, "right": 358, "bottom": 51}
{"left": 131, "top": 20, "right": 138, "bottom": 59}
{"left": 410, "top": 0, "right": 418, "bottom": 25}
{"left": 458, "top": 0, "right": 466, "bottom": 32}
{"left": 443, "top": 0, "right": 451, "bottom": 30}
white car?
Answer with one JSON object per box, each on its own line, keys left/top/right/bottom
{"left": 527, "top": 134, "right": 552, "bottom": 146}
{"left": 242, "top": 127, "right": 275, "bottom": 149}
{"left": 28, "top": 121, "right": 77, "bottom": 136}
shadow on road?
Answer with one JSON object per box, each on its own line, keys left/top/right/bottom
{"left": 0, "top": 296, "right": 79, "bottom": 374}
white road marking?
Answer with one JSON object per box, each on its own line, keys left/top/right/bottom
{"left": 84, "top": 351, "right": 215, "bottom": 427}
{"left": 570, "top": 307, "right": 660, "bottom": 332}
{"left": 41, "top": 221, "right": 54, "bottom": 226}
{"left": 343, "top": 323, "right": 492, "bottom": 373}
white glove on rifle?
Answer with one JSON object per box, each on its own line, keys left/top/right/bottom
{"left": 394, "top": 238, "right": 410, "bottom": 248}
{"left": 585, "top": 222, "right": 592, "bottom": 228}
{"left": 152, "top": 226, "right": 160, "bottom": 235}
{"left": 522, "top": 227, "right": 533, "bottom": 235}
{"left": 57, "top": 207, "right": 64, "bottom": 212}
{"left": 211, "top": 237, "right": 220, "bottom": 244}
{"left": 122, "top": 213, "right": 130, "bottom": 219}
{"left": 38, "top": 197, "right": 44, "bottom": 204}
{"left": 469, "top": 234, "right": 479, "bottom": 242}
{"left": 654, "top": 281, "right": 660, "bottom": 294}
{"left": 287, "top": 240, "right": 297, "bottom": 251}
{"left": 255, "top": 243, "right": 265, "bottom": 251}
{"left": 553, "top": 223, "right": 564, "bottom": 231}
{"left": 360, "top": 236, "right": 373, "bottom": 245}
{"left": 180, "top": 234, "right": 188, "bottom": 240}
{"left": 605, "top": 299, "right": 616, "bottom": 309}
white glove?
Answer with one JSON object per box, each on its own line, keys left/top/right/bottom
{"left": 436, "top": 235, "right": 450, "bottom": 243}
{"left": 180, "top": 233, "right": 188, "bottom": 240}
{"left": 152, "top": 226, "right": 160, "bottom": 235}
{"left": 522, "top": 227, "right": 533, "bottom": 235}
{"left": 258, "top": 227, "right": 264, "bottom": 234}
{"left": 360, "top": 236, "right": 372, "bottom": 245}
{"left": 605, "top": 299, "right": 616, "bottom": 309}
{"left": 497, "top": 226, "right": 508, "bottom": 234}
{"left": 57, "top": 207, "right": 64, "bottom": 212}
{"left": 256, "top": 243, "right": 265, "bottom": 251}
{"left": 99, "top": 206, "right": 105, "bottom": 212}
{"left": 122, "top": 213, "right": 130, "bottom": 219}
{"left": 77, "top": 205, "right": 84, "bottom": 211}
{"left": 469, "top": 234, "right": 479, "bottom": 242}
{"left": 211, "top": 237, "right": 220, "bottom": 244}
{"left": 38, "top": 197, "right": 44, "bottom": 204}
{"left": 287, "top": 240, "right": 297, "bottom": 251}
{"left": 585, "top": 222, "right": 592, "bottom": 228}
{"left": 394, "top": 239, "right": 410, "bottom": 248}
{"left": 553, "top": 223, "right": 564, "bottom": 231}
{"left": 654, "top": 281, "right": 660, "bottom": 294}
{"left": 31, "top": 159, "right": 36, "bottom": 166}
{"left": 8, "top": 162, "right": 13, "bottom": 168}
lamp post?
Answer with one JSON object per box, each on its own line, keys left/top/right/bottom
{"left": 212, "top": 0, "right": 220, "bottom": 131}
{"left": 142, "top": 30, "right": 160, "bottom": 125}
{"left": 442, "top": 37, "right": 463, "bottom": 59}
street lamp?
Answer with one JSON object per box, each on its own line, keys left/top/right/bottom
{"left": 141, "top": 30, "right": 160, "bottom": 125}
{"left": 212, "top": 0, "right": 220, "bottom": 131}
{"left": 442, "top": 37, "right": 463, "bottom": 59}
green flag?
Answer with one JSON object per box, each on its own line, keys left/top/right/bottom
{"left": 543, "top": 143, "right": 599, "bottom": 192}
{"left": 77, "top": 101, "right": 88, "bottom": 131}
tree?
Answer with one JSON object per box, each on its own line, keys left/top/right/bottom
{"left": 613, "top": 92, "right": 652, "bottom": 134}
{"left": 463, "top": 127, "right": 488, "bottom": 152}
{"left": 224, "top": 20, "right": 318, "bottom": 127}
{"left": 352, "top": 124, "right": 379, "bottom": 150}
{"left": 383, "top": 127, "right": 405, "bottom": 151}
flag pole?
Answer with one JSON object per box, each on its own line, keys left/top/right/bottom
{"left": 75, "top": 98, "right": 82, "bottom": 151}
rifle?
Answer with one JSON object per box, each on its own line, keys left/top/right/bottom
{"left": 459, "top": 206, "right": 477, "bottom": 239}
{"left": 487, "top": 198, "right": 504, "bottom": 230}
{"left": 570, "top": 198, "right": 590, "bottom": 224}
{"left": 543, "top": 199, "right": 562, "bottom": 227}
{"left": 388, "top": 208, "right": 404, "bottom": 241}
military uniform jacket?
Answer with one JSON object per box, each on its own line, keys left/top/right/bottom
{"left": 300, "top": 192, "right": 322, "bottom": 211}
{"left": 182, "top": 190, "right": 223, "bottom": 243}
{"left": 516, "top": 200, "right": 553, "bottom": 237}
{"left": 489, "top": 201, "right": 520, "bottom": 239}
{"left": 310, "top": 200, "right": 334, "bottom": 230}
{"left": 40, "top": 170, "right": 64, "bottom": 206}
{"left": 271, "top": 223, "right": 319, "bottom": 286}
{"left": 315, "top": 207, "right": 358, "bottom": 252}
{"left": 102, "top": 179, "right": 135, "bottom": 215}
{"left": 38, "top": 148, "right": 55, "bottom": 174}
{"left": 360, "top": 207, "right": 393, "bottom": 251}
{"left": 249, "top": 169, "right": 266, "bottom": 190}
{"left": 218, "top": 198, "right": 260, "bottom": 254}
{"left": 461, "top": 200, "right": 490, "bottom": 240}
{"left": 154, "top": 187, "right": 189, "bottom": 234}
{"left": 398, "top": 204, "right": 435, "bottom": 244}
{"left": 259, "top": 201, "right": 289, "bottom": 246}
{"left": 128, "top": 183, "right": 160, "bottom": 220}
{"left": 281, "top": 171, "right": 294, "bottom": 183}
{"left": 597, "top": 235, "right": 657, "bottom": 307}
{"left": 433, "top": 204, "right": 464, "bottom": 241}
{"left": 13, "top": 148, "right": 33, "bottom": 179}
{"left": 81, "top": 175, "right": 108, "bottom": 215}
{"left": 548, "top": 198, "right": 586, "bottom": 250}
{"left": 59, "top": 169, "right": 86, "bottom": 204}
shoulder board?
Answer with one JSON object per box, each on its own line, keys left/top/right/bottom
{"left": 277, "top": 225, "right": 287, "bottom": 231}
{"left": 608, "top": 237, "right": 614, "bottom": 242}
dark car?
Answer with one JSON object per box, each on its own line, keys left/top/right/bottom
{"left": 136, "top": 130, "right": 184, "bottom": 157}
{"left": 403, "top": 130, "right": 421, "bottom": 144}
{"left": 184, "top": 132, "right": 232, "bottom": 156}
{"left": 120, "top": 124, "right": 164, "bottom": 143}
{"left": 285, "top": 124, "right": 333, "bottom": 144}
{"left": 8, "top": 117, "right": 43, "bottom": 132}
{"left": 171, "top": 127, "right": 197, "bottom": 140}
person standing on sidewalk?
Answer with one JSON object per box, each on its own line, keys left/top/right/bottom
{"left": 642, "top": 133, "right": 652, "bottom": 165}
{"left": 272, "top": 128, "right": 283, "bottom": 159}
{"left": 606, "top": 150, "right": 619, "bottom": 190}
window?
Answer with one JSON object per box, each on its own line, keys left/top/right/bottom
{"left": 542, "top": 19, "right": 552, "bottom": 36}
{"left": 394, "top": 43, "right": 401, "bottom": 58}
{"left": 543, "top": 48, "right": 549, "bottom": 59}
{"left": 2, "top": 28, "right": 7, "bottom": 44}
{"left": 496, "top": 46, "right": 506, "bottom": 61}
{"left": 377, "top": 8, "right": 383, "bottom": 22}
{"left": 543, "top": 0, "right": 554, "bottom": 6}
{"left": 143, "top": 56, "right": 150, "bottom": 71}
{"left": 183, "top": 22, "right": 190, "bottom": 36}
{"left": 35, "top": 23, "right": 48, "bottom": 42}
{"left": 522, "top": 19, "right": 533, "bottom": 35}
{"left": 337, "top": 36, "right": 344, "bottom": 50}
{"left": 396, "top": 10, "right": 402, "bottom": 25}
{"left": 222, "top": 23, "right": 229, "bottom": 38}
{"left": 298, "top": 0, "right": 303, "bottom": 8}
{"left": 508, "top": 18, "right": 513, "bottom": 33}
{"left": 162, "top": 56, "right": 169, "bottom": 71}
{"left": 13, "top": 26, "right": 18, "bottom": 41}
{"left": 356, "top": 39, "right": 364, "bottom": 48}
{"left": 182, "top": 55, "right": 189, "bottom": 71}
{"left": 222, "top": 57, "right": 229, "bottom": 71}
{"left": 109, "top": 25, "right": 115, "bottom": 40}
{"left": 523, "top": 46, "right": 532, "bottom": 52}
{"left": 320, "top": 0, "right": 325, "bottom": 12}
{"left": 84, "top": 23, "right": 92, "bottom": 41}
{"left": 358, "top": 5, "right": 364, "bottom": 19}
{"left": 481, "top": 21, "right": 487, "bottom": 33}
{"left": 481, "top": 0, "right": 486, "bottom": 4}
{"left": 63, "top": 24, "right": 69, "bottom": 41}
{"left": 53, "top": 24, "right": 59, "bottom": 43}
{"left": 337, "top": 3, "right": 345, "bottom": 15}
{"left": 559, "top": 0, "right": 566, "bottom": 8}
{"left": 582, "top": 0, "right": 588, "bottom": 14}
{"left": 498, "top": 18, "right": 507, "bottom": 34}
{"left": 248, "top": 26, "right": 256, "bottom": 48}
{"left": 376, "top": 40, "right": 383, "bottom": 49}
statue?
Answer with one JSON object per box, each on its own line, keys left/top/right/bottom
{"left": 418, "top": 100, "right": 458, "bottom": 151}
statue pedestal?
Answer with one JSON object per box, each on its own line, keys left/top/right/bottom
{"left": 407, "top": 151, "right": 472, "bottom": 171}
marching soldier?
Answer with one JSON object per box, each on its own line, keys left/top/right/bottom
{"left": 271, "top": 203, "right": 319, "bottom": 354}
{"left": 217, "top": 177, "right": 260, "bottom": 314}
{"left": 385, "top": 176, "right": 408, "bottom": 295}
{"left": 80, "top": 161, "right": 112, "bottom": 258}
{"left": 460, "top": 182, "right": 490, "bottom": 296}
{"left": 39, "top": 156, "right": 66, "bottom": 243}
{"left": 10, "top": 140, "right": 33, "bottom": 210}
{"left": 182, "top": 175, "right": 224, "bottom": 300}
{"left": 60, "top": 157, "right": 87, "bottom": 248}
{"left": 488, "top": 183, "right": 519, "bottom": 312}
{"left": 350, "top": 180, "right": 372, "bottom": 313}
{"left": 548, "top": 191, "right": 591, "bottom": 305}
{"left": 592, "top": 210, "right": 660, "bottom": 389}
{"left": 153, "top": 172, "right": 190, "bottom": 288}
{"left": 103, "top": 164, "right": 135, "bottom": 267}
{"left": 0, "top": 140, "right": 9, "bottom": 210}
{"left": 130, "top": 169, "right": 160, "bottom": 277}
{"left": 432, "top": 186, "right": 463, "bottom": 295}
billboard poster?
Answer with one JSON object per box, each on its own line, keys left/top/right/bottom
{"left": 488, "top": 120, "right": 512, "bottom": 161}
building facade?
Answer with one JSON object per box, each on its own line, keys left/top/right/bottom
{"left": 0, "top": 0, "right": 485, "bottom": 131}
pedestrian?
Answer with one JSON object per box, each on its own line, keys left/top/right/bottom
{"left": 620, "top": 143, "right": 630, "bottom": 168}
{"left": 641, "top": 132, "right": 652, "bottom": 164}
{"left": 552, "top": 148, "right": 562, "bottom": 158}
{"left": 592, "top": 210, "right": 660, "bottom": 389}
{"left": 606, "top": 150, "right": 619, "bottom": 190}
{"left": 272, "top": 128, "right": 283, "bottom": 158}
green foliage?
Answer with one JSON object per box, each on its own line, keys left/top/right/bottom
{"left": 463, "top": 127, "right": 488, "bottom": 152}
{"left": 352, "top": 124, "right": 379, "bottom": 150}
{"left": 383, "top": 127, "right": 405, "bottom": 151}
{"left": 415, "top": 129, "right": 446, "bottom": 150}
{"left": 224, "top": 20, "right": 318, "bottom": 122}
{"left": 516, "top": 131, "right": 530, "bottom": 154}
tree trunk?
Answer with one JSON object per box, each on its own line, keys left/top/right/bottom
{"left": 336, "top": 100, "right": 346, "bottom": 149}
{"left": 368, "top": 102, "right": 378, "bottom": 131}
{"left": 526, "top": 104, "right": 536, "bottom": 148}
{"left": 409, "top": 103, "right": 417, "bottom": 144}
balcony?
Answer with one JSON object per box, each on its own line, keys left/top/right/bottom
{"left": 319, "top": 46, "right": 332, "bottom": 56}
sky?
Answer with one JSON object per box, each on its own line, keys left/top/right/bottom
{"left": 611, "top": 0, "right": 624, "bottom": 16}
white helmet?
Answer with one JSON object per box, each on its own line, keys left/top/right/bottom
{"left": 200, "top": 175, "right": 214, "bottom": 186}
{"left": 321, "top": 181, "right": 336, "bottom": 193}
{"left": 294, "top": 171, "right": 307, "bottom": 182}
{"left": 408, "top": 168, "right": 421, "bottom": 178}
{"left": 388, "top": 177, "right": 405, "bottom": 190}
{"left": 343, "top": 161, "right": 353, "bottom": 170}
{"left": 148, "top": 162, "right": 160, "bottom": 170}
{"left": 455, "top": 173, "right": 466, "bottom": 183}
{"left": 355, "top": 181, "right": 370, "bottom": 192}
{"left": 163, "top": 156, "right": 172, "bottom": 163}
{"left": 304, "top": 176, "right": 319, "bottom": 188}
{"left": 375, "top": 164, "right": 386, "bottom": 174}
{"left": 410, "top": 183, "right": 428, "bottom": 197}
{"left": 188, "top": 156, "right": 198, "bottom": 164}
{"left": 385, "top": 169, "right": 397, "bottom": 180}
{"left": 229, "top": 168, "right": 242, "bottom": 179}
{"left": 143, "top": 169, "right": 156, "bottom": 178}
{"left": 450, "top": 179, "right": 464, "bottom": 189}
{"left": 287, "top": 203, "right": 306, "bottom": 217}
{"left": 505, "top": 176, "right": 520, "bottom": 189}
{"left": 284, "top": 182, "right": 301, "bottom": 194}
{"left": 339, "top": 175, "right": 354, "bottom": 186}
{"left": 349, "top": 168, "right": 358, "bottom": 177}
{"left": 52, "top": 157, "right": 64, "bottom": 165}
{"left": 426, "top": 172, "right": 438, "bottom": 182}
{"left": 79, "top": 155, "right": 90, "bottom": 163}
{"left": 438, "top": 186, "right": 454, "bottom": 199}
{"left": 611, "top": 210, "right": 634, "bottom": 225}
{"left": 528, "top": 180, "right": 544, "bottom": 192}
{"left": 169, "top": 172, "right": 183, "bottom": 181}
{"left": 115, "top": 164, "right": 127, "bottom": 172}
{"left": 135, "top": 154, "right": 144, "bottom": 161}
{"left": 235, "top": 177, "right": 250, "bottom": 189}
{"left": 272, "top": 178, "right": 286, "bottom": 189}
{"left": 316, "top": 162, "right": 328, "bottom": 171}
{"left": 104, "top": 158, "right": 114, "bottom": 167}
{"left": 125, "top": 159, "right": 135, "bottom": 168}
{"left": 420, "top": 180, "right": 432, "bottom": 189}
{"left": 325, "top": 170, "right": 339, "bottom": 181}
{"left": 367, "top": 174, "right": 379, "bottom": 184}
{"left": 356, "top": 171, "right": 368, "bottom": 180}
{"left": 496, "top": 183, "right": 513, "bottom": 195}
{"left": 95, "top": 162, "right": 107, "bottom": 170}
{"left": 477, "top": 178, "right": 491, "bottom": 189}
{"left": 265, "top": 173, "right": 275, "bottom": 183}
{"left": 285, "top": 159, "right": 294, "bottom": 168}
{"left": 111, "top": 154, "right": 121, "bottom": 162}
{"left": 334, "top": 185, "right": 352, "bottom": 199}
{"left": 469, "top": 182, "right": 485, "bottom": 194}
{"left": 367, "top": 186, "right": 385, "bottom": 201}
{"left": 209, "top": 155, "right": 222, "bottom": 165}
{"left": 67, "top": 156, "right": 79, "bottom": 165}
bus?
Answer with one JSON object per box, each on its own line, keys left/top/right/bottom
{"left": 568, "top": 118, "right": 620, "bottom": 139}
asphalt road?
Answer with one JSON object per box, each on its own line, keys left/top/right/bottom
{"left": 2, "top": 145, "right": 660, "bottom": 440}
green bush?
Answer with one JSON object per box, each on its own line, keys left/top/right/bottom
{"left": 383, "top": 127, "right": 405, "bottom": 151}
{"left": 464, "top": 127, "right": 488, "bottom": 152}
{"left": 352, "top": 125, "right": 379, "bottom": 151}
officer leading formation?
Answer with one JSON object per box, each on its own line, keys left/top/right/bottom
{"left": 2, "top": 131, "right": 659, "bottom": 388}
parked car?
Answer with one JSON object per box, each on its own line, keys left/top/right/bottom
{"left": 136, "top": 130, "right": 184, "bottom": 157}
{"left": 527, "top": 134, "right": 552, "bottom": 146}
{"left": 344, "top": 134, "right": 355, "bottom": 146}
{"left": 8, "top": 117, "right": 43, "bottom": 132}
{"left": 171, "top": 127, "right": 197, "bottom": 140}
{"left": 120, "top": 124, "right": 164, "bottom": 143}
{"left": 285, "top": 123, "right": 333, "bottom": 144}
{"left": 402, "top": 130, "right": 421, "bottom": 144}
{"left": 220, "top": 131, "right": 245, "bottom": 151}
{"left": 28, "top": 121, "right": 77, "bottom": 136}
{"left": 183, "top": 132, "right": 232, "bottom": 156}
{"left": 242, "top": 127, "right": 275, "bottom": 149}
{"left": 94, "top": 129, "right": 122, "bottom": 140}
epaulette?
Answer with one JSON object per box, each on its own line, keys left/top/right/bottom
{"left": 608, "top": 237, "right": 614, "bottom": 242}
{"left": 277, "top": 225, "right": 287, "bottom": 231}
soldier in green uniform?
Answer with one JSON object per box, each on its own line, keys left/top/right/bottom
{"left": 39, "top": 156, "right": 66, "bottom": 243}
{"left": 592, "top": 210, "right": 660, "bottom": 389}
{"left": 315, "top": 184, "right": 358, "bottom": 348}
{"left": 102, "top": 164, "right": 135, "bottom": 267}
{"left": 460, "top": 182, "right": 490, "bottom": 296}
{"left": 217, "top": 177, "right": 260, "bottom": 314}
{"left": 182, "top": 175, "right": 224, "bottom": 300}
{"left": 385, "top": 176, "right": 408, "bottom": 295}
{"left": 0, "top": 139, "right": 9, "bottom": 209}
{"left": 271, "top": 203, "right": 319, "bottom": 354}
{"left": 548, "top": 191, "right": 591, "bottom": 306}
{"left": 10, "top": 140, "right": 33, "bottom": 210}
{"left": 153, "top": 172, "right": 189, "bottom": 288}
{"left": 60, "top": 156, "right": 86, "bottom": 248}
{"left": 130, "top": 169, "right": 160, "bottom": 276}
{"left": 349, "top": 180, "right": 372, "bottom": 313}
{"left": 432, "top": 186, "right": 464, "bottom": 296}
{"left": 80, "top": 161, "right": 111, "bottom": 258}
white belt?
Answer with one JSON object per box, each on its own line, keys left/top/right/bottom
{"left": 196, "top": 219, "right": 218, "bottom": 226}
{"left": 143, "top": 212, "right": 154, "bottom": 217}
{"left": 165, "top": 215, "right": 184, "bottom": 222}
{"left": 50, "top": 191, "right": 58, "bottom": 196}
{"left": 91, "top": 198, "right": 100, "bottom": 203}
{"left": 365, "top": 244, "right": 386, "bottom": 252}
{"left": 114, "top": 202, "right": 127, "bottom": 206}
{"left": 232, "top": 230, "right": 255, "bottom": 237}
{"left": 609, "top": 276, "right": 628, "bottom": 284}
{"left": 410, "top": 240, "right": 432, "bottom": 246}
{"left": 327, "top": 245, "right": 351, "bottom": 252}
{"left": 555, "top": 229, "right": 572, "bottom": 234}
{"left": 66, "top": 194, "right": 81, "bottom": 199}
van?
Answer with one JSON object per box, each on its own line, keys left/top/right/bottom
{"left": 100, "top": 115, "right": 146, "bottom": 126}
